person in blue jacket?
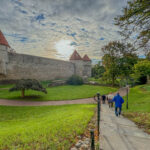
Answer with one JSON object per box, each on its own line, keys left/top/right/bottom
{"left": 112, "top": 92, "right": 124, "bottom": 116}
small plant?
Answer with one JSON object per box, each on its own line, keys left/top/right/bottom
{"left": 9, "top": 79, "right": 47, "bottom": 98}
{"left": 67, "top": 75, "right": 83, "bottom": 85}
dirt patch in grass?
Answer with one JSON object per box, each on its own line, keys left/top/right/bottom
{"left": 123, "top": 112, "right": 150, "bottom": 134}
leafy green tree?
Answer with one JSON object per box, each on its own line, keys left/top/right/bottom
{"left": 134, "top": 60, "right": 150, "bottom": 84}
{"left": 134, "top": 60, "right": 150, "bottom": 75}
{"left": 92, "top": 62, "right": 105, "bottom": 78}
{"left": 102, "top": 41, "right": 137, "bottom": 86}
{"left": 9, "top": 79, "right": 47, "bottom": 98}
{"left": 146, "top": 52, "right": 150, "bottom": 60}
{"left": 115, "top": 0, "right": 150, "bottom": 53}
{"left": 118, "top": 53, "right": 138, "bottom": 78}
{"left": 102, "top": 54, "right": 119, "bottom": 86}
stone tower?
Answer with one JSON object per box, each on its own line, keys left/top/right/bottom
{"left": 82, "top": 54, "right": 91, "bottom": 77}
{"left": 0, "top": 30, "right": 10, "bottom": 76}
{"left": 69, "top": 50, "right": 91, "bottom": 77}
{"left": 70, "top": 50, "right": 84, "bottom": 76}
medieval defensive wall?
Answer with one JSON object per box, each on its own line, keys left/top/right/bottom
{"left": 0, "top": 30, "right": 91, "bottom": 81}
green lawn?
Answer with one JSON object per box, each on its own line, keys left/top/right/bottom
{"left": 0, "top": 85, "right": 117, "bottom": 101}
{"left": 123, "top": 84, "right": 150, "bottom": 133}
{"left": 0, "top": 104, "right": 96, "bottom": 150}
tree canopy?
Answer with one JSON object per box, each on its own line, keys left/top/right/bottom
{"left": 115, "top": 0, "right": 150, "bottom": 54}
{"left": 92, "top": 62, "right": 105, "bottom": 78}
{"left": 102, "top": 41, "right": 137, "bottom": 86}
{"left": 134, "top": 60, "right": 150, "bottom": 76}
{"left": 9, "top": 79, "right": 47, "bottom": 98}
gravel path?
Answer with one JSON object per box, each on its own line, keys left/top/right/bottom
{"left": 0, "top": 98, "right": 96, "bottom": 106}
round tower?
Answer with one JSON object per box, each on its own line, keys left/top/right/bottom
{"left": 0, "top": 30, "right": 10, "bottom": 75}
{"left": 82, "top": 54, "right": 91, "bottom": 77}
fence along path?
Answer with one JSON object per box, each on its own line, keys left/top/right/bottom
{"left": 100, "top": 88, "right": 150, "bottom": 150}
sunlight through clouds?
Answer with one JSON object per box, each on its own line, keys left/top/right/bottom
{"left": 55, "top": 39, "right": 75, "bottom": 60}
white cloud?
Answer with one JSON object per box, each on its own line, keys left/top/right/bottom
{"left": 55, "top": 39, "right": 75, "bottom": 60}
{"left": 0, "top": 0, "right": 127, "bottom": 60}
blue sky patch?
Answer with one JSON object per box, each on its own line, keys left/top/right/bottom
{"left": 81, "top": 28, "right": 88, "bottom": 32}
{"left": 20, "top": 37, "right": 28, "bottom": 42}
{"left": 20, "top": 10, "right": 27, "bottom": 14}
{"left": 99, "top": 37, "right": 104, "bottom": 40}
{"left": 36, "top": 14, "right": 45, "bottom": 21}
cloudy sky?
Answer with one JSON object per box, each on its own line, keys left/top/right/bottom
{"left": 0, "top": 0, "right": 127, "bottom": 60}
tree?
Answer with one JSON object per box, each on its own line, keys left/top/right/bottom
{"left": 134, "top": 60, "right": 150, "bottom": 75}
{"left": 115, "top": 0, "right": 150, "bottom": 54}
{"left": 102, "top": 54, "right": 119, "bottom": 86}
{"left": 118, "top": 53, "right": 138, "bottom": 78}
{"left": 92, "top": 62, "right": 105, "bottom": 78}
{"left": 134, "top": 60, "right": 150, "bottom": 84}
{"left": 102, "top": 41, "right": 137, "bottom": 86}
{"left": 146, "top": 52, "right": 150, "bottom": 60}
{"left": 9, "top": 79, "right": 47, "bottom": 98}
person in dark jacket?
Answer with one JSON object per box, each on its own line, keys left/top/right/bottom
{"left": 112, "top": 92, "right": 124, "bottom": 116}
{"left": 102, "top": 95, "right": 106, "bottom": 104}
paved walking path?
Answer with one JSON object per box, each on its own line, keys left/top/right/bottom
{"left": 0, "top": 98, "right": 96, "bottom": 106}
{"left": 100, "top": 89, "right": 150, "bottom": 150}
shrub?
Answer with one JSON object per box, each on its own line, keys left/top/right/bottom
{"left": 67, "top": 75, "right": 83, "bottom": 85}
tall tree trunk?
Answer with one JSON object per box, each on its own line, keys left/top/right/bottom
{"left": 21, "top": 89, "right": 25, "bottom": 98}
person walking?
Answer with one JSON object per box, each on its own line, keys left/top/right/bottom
{"left": 111, "top": 92, "right": 124, "bottom": 116}
{"left": 107, "top": 93, "right": 114, "bottom": 108}
{"left": 102, "top": 95, "right": 106, "bottom": 104}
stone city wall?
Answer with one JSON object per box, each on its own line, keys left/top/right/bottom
{"left": 0, "top": 44, "right": 91, "bottom": 82}
{"left": 0, "top": 51, "right": 75, "bottom": 81}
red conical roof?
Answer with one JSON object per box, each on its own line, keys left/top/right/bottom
{"left": 0, "top": 30, "right": 10, "bottom": 47}
{"left": 83, "top": 54, "right": 91, "bottom": 61}
{"left": 70, "top": 50, "right": 82, "bottom": 60}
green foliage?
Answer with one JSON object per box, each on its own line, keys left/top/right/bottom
{"left": 92, "top": 63, "right": 105, "bottom": 78}
{"left": 115, "top": 0, "right": 150, "bottom": 52}
{"left": 67, "top": 75, "right": 83, "bottom": 85}
{"left": 0, "top": 104, "right": 96, "bottom": 150}
{"left": 102, "top": 41, "right": 137, "bottom": 86}
{"left": 132, "top": 60, "right": 150, "bottom": 84}
{"left": 0, "top": 85, "right": 117, "bottom": 101}
{"left": 10, "top": 79, "right": 47, "bottom": 93}
{"left": 134, "top": 60, "right": 150, "bottom": 76}
{"left": 9, "top": 79, "right": 47, "bottom": 97}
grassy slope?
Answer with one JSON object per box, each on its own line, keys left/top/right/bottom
{"left": 0, "top": 85, "right": 117, "bottom": 101}
{"left": 123, "top": 84, "right": 150, "bottom": 133}
{"left": 0, "top": 104, "right": 96, "bottom": 150}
